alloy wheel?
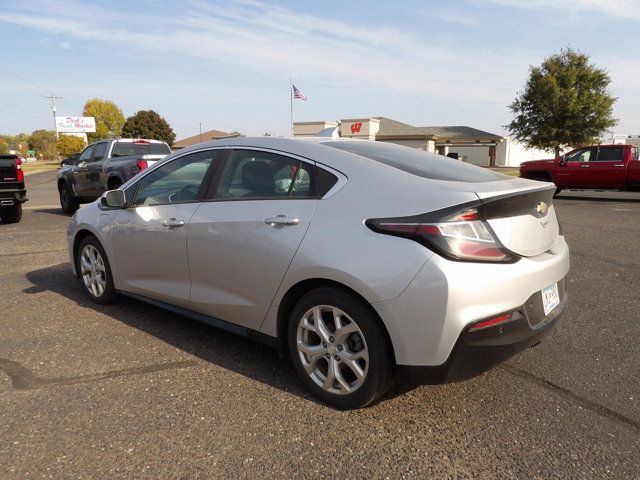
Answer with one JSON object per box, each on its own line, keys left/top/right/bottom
{"left": 80, "top": 244, "right": 107, "bottom": 297}
{"left": 296, "top": 305, "right": 369, "bottom": 395}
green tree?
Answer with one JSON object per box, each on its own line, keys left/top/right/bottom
{"left": 0, "top": 138, "right": 8, "bottom": 154}
{"left": 83, "top": 98, "right": 125, "bottom": 143}
{"left": 121, "top": 110, "right": 176, "bottom": 146}
{"left": 506, "top": 47, "right": 617, "bottom": 158}
{"left": 57, "top": 135, "right": 86, "bottom": 158}
{"left": 28, "top": 130, "right": 58, "bottom": 159}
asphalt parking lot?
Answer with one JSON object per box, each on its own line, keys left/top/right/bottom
{"left": 1, "top": 170, "right": 638, "bottom": 479}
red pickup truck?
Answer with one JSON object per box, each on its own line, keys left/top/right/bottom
{"left": 519, "top": 144, "right": 640, "bottom": 193}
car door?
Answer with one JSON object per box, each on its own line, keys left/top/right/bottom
{"left": 71, "top": 145, "right": 95, "bottom": 197}
{"left": 187, "top": 148, "right": 319, "bottom": 330}
{"left": 555, "top": 147, "right": 597, "bottom": 188}
{"left": 111, "top": 149, "right": 220, "bottom": 307}
{"left": 586, "top": 146, "right": 626, "bottom": 189}
{"left": 85, "top": 141, "right": 108, "bottom": 197}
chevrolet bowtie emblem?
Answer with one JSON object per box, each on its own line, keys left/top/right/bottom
{"left": 536, "top": 201, "right": 548, "bottom": 216}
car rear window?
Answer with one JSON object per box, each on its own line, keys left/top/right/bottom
{"left": 322, "top": 141, "right": 508, "bottom": 182}
{"left": 111, "top": 142, "right": 171, "bottom": 157}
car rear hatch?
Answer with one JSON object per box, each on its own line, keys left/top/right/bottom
{"left": 473, "top": 180, "right": 559, "bottom": 258}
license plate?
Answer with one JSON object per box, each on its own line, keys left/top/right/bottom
{"left": 541, "top": 282, "right": 560, "bottom": 316}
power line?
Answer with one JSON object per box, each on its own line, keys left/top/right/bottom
{"left": 0, "top": 66, "right": 76, "bottom": 116}
{"left": 0, "top": 109, "right": 51, "bottom": 119}
{"left": 0, "top": 65, "right": 51, "bottom": 95}
{"left": 0, "top": 101, "right": 49, "bottom": 117}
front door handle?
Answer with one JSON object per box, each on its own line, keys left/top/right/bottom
{"left": 162, "top": 218, "right": 185, "bottom": 229}
{"left": 580, "top": 164, "right": 590, "bottom": 168}
{"left": 613, "top": 164, "right": 625, "bottom": 167}
{"left": 264, "top": 215, "right": 300, "bottom": 227}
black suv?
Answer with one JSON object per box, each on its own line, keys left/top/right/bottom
{"left": 0, "top": 154, "right": 27, "bottom": 224}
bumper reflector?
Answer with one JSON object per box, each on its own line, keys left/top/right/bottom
{"left": 469, "top": 313, "right": 513, "bottom": 331}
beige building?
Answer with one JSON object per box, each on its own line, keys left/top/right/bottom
{"left": 293, "top": 117, "right": 504, "bottom": 165}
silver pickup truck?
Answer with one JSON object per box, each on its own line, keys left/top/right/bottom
{"left": 57, "top": 138, "right": 171, "bottom": 213}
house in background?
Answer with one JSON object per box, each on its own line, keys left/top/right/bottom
{"left": 173, "top": 129, "right": 242, "bottom": 150}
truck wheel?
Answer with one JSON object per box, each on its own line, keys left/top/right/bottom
{"left": 529, "top": 173, "right": 552, "bottom": 183}
{"left": 0, "top": 203, "right": 22, "bottom": 224}
{"left": 59, "top": 182, "right": 80, "bottom": 214}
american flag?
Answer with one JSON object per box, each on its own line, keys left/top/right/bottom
{"left": 292, "top": 84, "right": 307, "bottom": 101}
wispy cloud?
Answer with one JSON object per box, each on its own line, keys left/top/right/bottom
{"left": 0, "top": 0, "right": 527, "bottom": 103}
{"left": 427, "top": 10, "right": 478, "bottom": 26}
{"left": 480, "top": 0, "right": 640, "bottom": 21}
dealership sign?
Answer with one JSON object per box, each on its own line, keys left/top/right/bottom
{"left": 55, "top": 116, "right": 96, "bottom": 133}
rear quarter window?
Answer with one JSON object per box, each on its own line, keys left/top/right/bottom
{"left": 322, "top": 141, "right": 508, "bottom": 182}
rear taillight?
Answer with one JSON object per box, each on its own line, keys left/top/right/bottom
{"left": 15, "top": 157, "right": 24, "bottom": 182}
{"left": 366, "top": 204, "right": 518, "bottom": 263}
{"left": 136, "top": 159, "right": 148, "bottom": 171}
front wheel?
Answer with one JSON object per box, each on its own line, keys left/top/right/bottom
{"left": 0, "top": 203, "right": 22, "bottom": 224}
{"left": 76, "top": 235, "right": 119, "bottom": 304}
{"left": 287, "top": 287, "right": 395, "bottom": 409}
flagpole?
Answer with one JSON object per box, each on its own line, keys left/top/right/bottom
{"left": 289, "top": 77, "right": 293, "bottom": 137}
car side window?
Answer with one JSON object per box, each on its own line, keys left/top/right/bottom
{"left": 77, "top": 146, "right": 94, "bottom": 164}
{"left": 132, "top": 150, "right": 218, "bottom": 206}
{"left": 596, "top": 147, "right": 623, "bottom": 162}
{"left": 93, "top": 142, "right": 108, "bottom": 162}
{"left": 565, "top": 148, "right": 595, "bottom": 163}
{"left": 212, "top": 150, "right": 317, "bottom": 200}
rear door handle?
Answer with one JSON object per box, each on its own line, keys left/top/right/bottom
{"left": 264, "top": 215, "right": 300, "bottom": 227}
{"left": 162, "top": 218, "right": 185, "bottom": 228}
{"left": 580, "top": 164, "right": 590, "bottom": 168}
{"left": 613, "top": 164, "right": 625, "bottom": 167}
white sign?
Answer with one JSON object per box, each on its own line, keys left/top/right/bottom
{"left": 55, "top": 116, "right": 96, "bottom": 133}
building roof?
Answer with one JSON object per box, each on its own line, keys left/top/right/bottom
{"left": 173, "top": 129, "right": 241, "bottom": 149}
{"left": 375, "top": 117, "right": 502, "bottom": 140}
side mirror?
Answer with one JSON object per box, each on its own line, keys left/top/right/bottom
{"left": 558, "top": 155, "right": 566, "bottom": 166}
{"left": 101, "top": 189, "right": 126, "bottom": 208}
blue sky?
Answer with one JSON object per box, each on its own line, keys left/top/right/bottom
{"left": 1, "top": 0, "right": 639, "bottom": 140}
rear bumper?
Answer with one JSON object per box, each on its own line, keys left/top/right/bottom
{"left": 0, "top": 188, "right": 27, "bottom": 205}
{"left": 397, "top": 278, "right": 567, "bottom": 384}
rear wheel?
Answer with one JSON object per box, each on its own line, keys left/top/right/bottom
{"left": 0, "top": 203, "right": 22, "bottom": 224}
{"left": 59, "top": 182, "right": 80, "bottom": 214}
{"left": 76, "top": 235, "right": 119, "bottom": 304}
{"left": 287, "top": 286, "right": 395, "bottom": 409}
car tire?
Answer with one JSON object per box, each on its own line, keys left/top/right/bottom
{"left": 287, "top": 286, "right": 395, "bottom": 409}
{"left": 0, "top": 203, "right": 22, "bottom": 224}
{"left": 108, "top": 178, "right": 122, "bottom": 190}
{"left": 75, "top": 235, "right": 119, "bottom": 304}
{"left": 59, "top": 182, "right": 80, "bottom": 214}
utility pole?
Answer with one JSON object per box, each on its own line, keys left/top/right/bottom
{"left": 199, "top": 122, "right": 203, "bottom": 143}
{"left": 46, "top": 93, "right": 63, "bottom": 139}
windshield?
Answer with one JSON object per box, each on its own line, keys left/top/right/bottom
{"left": 322, "top": 141, "right": 508, "bottom": 182}
{"left": 111, "top": 142, "right": 171, "bottom": 157}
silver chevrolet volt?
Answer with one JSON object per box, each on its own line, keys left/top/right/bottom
{"left": 67, "top": 137, "right": 569, "bottom": 409}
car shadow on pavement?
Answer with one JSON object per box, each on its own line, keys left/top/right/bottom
{"left": 29, "top": 207, "right": 72, "bottom": 217}
{"left": 24, "top": 262, "right": 395, "bottom": 408}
